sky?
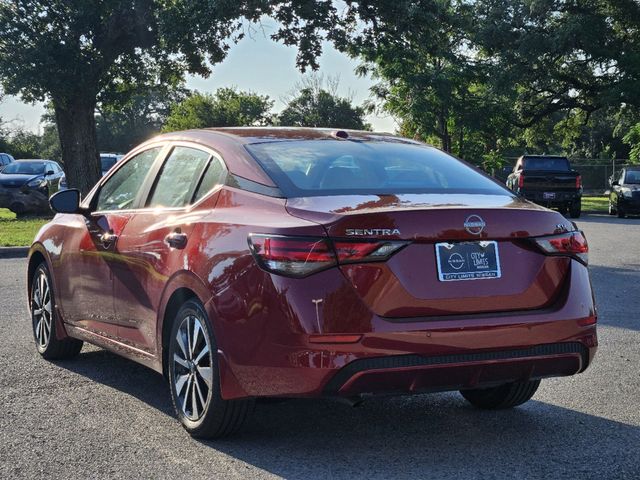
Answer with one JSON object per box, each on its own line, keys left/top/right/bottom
{"left": 0, "top": 28, "right": 398, "bottom": 134}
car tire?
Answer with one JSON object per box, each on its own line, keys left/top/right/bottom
{"left": 617, "top": 205, "right": 626, "bottom": 218}
{"left": 168, "top": 299, "right": 253, "bottom": 438}
{"left": 557, "top": 205, "right": 567, "bottom": 215}
{"left": 460, "top": 379, "right": 541, "bottom": 409}
{"left": 30, "top": 262, "right": 83, "bottom": 360}
{"left": 569, "top": 202, "right": 581, "bottom": 219}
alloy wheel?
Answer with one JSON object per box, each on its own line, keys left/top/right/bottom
{"left": 32, "top": 270, "right": 52, "bottom": 349}
{"left": 172, "top": 315, "right": 213, "bottom": 421}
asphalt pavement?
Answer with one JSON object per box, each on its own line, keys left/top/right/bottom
{"left": 0, "top": 213, "right": 638, "bottom": 479}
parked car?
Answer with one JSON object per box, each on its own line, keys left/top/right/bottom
{"left": 506, "top": 155, "right": 582, "bottom": 218}
{"left": 58, "top": 153, "right": 123, "bottom": 190}
{"left": 0, "top": 159, "right": 64, "bottom": 214}
{"left": 30, "top": 128, "right": 597, "bottom": 438}
{"left": 0, "top": 152, "right": 15, "bottom": 171}
{"left": 609, "top": 166, "right": 640, "bottom": 218}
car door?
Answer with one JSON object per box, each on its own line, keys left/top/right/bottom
{"left": 56, "top": 146, "right": 165, "bottom": 340}
{"left": 111, "top": 144, "right": 228, "bottom": 354}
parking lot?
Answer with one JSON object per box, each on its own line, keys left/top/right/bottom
{"left": 0, "top": 213, "right": 638, "bottom": 480}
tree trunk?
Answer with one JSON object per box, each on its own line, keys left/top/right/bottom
{"left": 53, "top": 98, "right": 101, "bottom": 196}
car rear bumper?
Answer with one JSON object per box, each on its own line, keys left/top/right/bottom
{"left": 521, "top": 190, "right": 581, "bottom": 206}
{"left": 212, "top": 257, "right": 597, "bottom": 400}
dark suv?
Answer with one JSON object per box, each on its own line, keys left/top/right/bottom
{"left": 507, "top": 155, "right": 582, "bottom": 218}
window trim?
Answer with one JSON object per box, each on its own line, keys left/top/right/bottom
{"left": 90, "top": 144, "right": 169, "bottom": 214}
{"left": 87, "top": 141, "right": 229, "bottom": 215}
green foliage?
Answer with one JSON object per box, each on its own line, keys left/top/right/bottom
{"left": 98, "top": 82, "right": 188, "bottom": 152}
{"left": 163, "top": 88, "right": 274, "bottom": 132}
{"left": 0, "top": 0, "right": 340, "bottom": 193}
{"left": 279, "top": 77, "right": 370, "bottom": 130}
{"left": 623, "top": 124, "right": 640, "bottom": 164}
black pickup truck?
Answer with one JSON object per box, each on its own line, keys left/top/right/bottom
{"left": 506, "top": 155, "right": 582, "bottom": 218}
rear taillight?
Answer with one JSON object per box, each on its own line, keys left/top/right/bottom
{"left": 518, "top": 175, "right": 524, "bottom": 189}
{"left": 576, "top": 175, "right": 582, "bottom": 189}
{"left": 248, "top": 234, "right": 408, "bottom": 277}
{"left": 533, "top": 231, "right": 588, "bottom": 265}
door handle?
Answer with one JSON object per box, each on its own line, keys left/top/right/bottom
{"left": 100, "top": 230, "right": 118, "bottom": 248}
{"left": 165, "top": 229, "right": 188, "bottom": 249}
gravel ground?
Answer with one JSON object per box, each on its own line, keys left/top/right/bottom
{"left": 0, "top": 213, "right": 638, "bottom": 479}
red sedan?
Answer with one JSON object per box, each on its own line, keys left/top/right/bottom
{"left": 29, "top": 128, "right": 597, "bottom": 438}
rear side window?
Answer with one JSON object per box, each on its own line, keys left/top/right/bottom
{"left": 96, "top": 147, "right": 161, "bottom": 211}
{"left": 147, "top": 147, "right": 211, "bottom": 208}
{"left": 245, "top": 140, "right": 507, "bottom": 197}
{"left": 193, "top": 157, "right": 226, "bottom": 203}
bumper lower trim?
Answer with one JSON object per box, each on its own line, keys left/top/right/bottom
{"left": 323, "top": 342, "right": 588, "bottom": 395}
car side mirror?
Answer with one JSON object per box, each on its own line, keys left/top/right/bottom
{"left": 46, "top": 169, "right": 55, "bottom": 176}
{"left": 611, "top": 180, "right": 619, "bottom": 186}
{"left": 50, "top": 189, "right": 82, "bottom": 214}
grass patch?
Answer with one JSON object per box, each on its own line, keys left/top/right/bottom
{"left": 582, "top": 196, "right": 608, "bottom": 213}
{"left": 0, "top": 208, "right": 50, "bottom": 247}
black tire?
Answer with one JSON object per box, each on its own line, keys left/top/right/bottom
{"left": 30, "top": 262, "right": 83, "bottom": 360}
{"left": 556, "top": 205, "right": 567, "bottom": 215}
{"left": 460, "top": 379, "right": 541, "bottom": 409}
{"left": 569, "top": 202, "right": 581, "bottom": 218}
{"left": 617, "top": 204, "right": 626, "bottom": 218}
{"left": 168, "top": 299, "right": 253, "bottom": 438}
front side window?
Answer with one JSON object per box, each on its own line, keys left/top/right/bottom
{"left": 147, "top": 147, "right": 211, "bottom": 208}
{"left": 96, "top": 147, "right": 161, "bottom": 211}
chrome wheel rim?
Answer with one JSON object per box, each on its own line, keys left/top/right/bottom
{"left": 32, "top": 270, "right": 52, "bottom": 349}
{"left": 172, "top": 315, "right": 212, "bottom": 421}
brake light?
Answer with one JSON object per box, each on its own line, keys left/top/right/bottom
{"left": 518, "top": 175, "right": 525, "bottom": 189}
{"left": 248, "top": 235, "right": 409, "bottom": 277}
{"left": 576, "top": 175, "right": 582, "bottom": 189}
{"left": 533, "top": 231, "right": 588, "bottom": 265}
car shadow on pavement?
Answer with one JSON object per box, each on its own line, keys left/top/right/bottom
{"left": 56, "top": 348, "right": 639, "bottom": 478}
{"left": 578, "top": 213, "right": 640, "bottom": 224}
{"left": 55, "top": 348, "right": 173, "bottom": 415}
{"left": 207, "top": 395, "right": 640, "bottom": 479}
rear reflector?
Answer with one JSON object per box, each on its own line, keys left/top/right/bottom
{"left": 518, "top": 175, "right": 525, "bottom": 189}
{"left": 533, "top": 231, "right": 588, "bottom": 265}
{"left": 248, "top": 234, "right": 409, "bottom": 277}
{"left": 576, "top": 175, "right": 582, "bottom": 189}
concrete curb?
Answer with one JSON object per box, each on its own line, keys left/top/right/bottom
{"left": 0, "top": 246, "right": 29, "bottom": 259}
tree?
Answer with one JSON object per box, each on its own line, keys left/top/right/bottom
{"left": 163, "top": 88, "right": 274, "bottom": 132}
{"left": 623, "top": 124, "right": 640, "bottom": 164}
{"left": 0, "top": 1, "right": 339, "bottom": 194}
{"left": 279, "top": 76, "right": 370, "bottom": 129}
{"left": 97, "top": 82, "right": 188, "bottom": 152}
{"left": 332, "top": 1, "right": 516, "bottom": 158}
{"left": 473, "top": 0, "right": 640, "bottom": 127}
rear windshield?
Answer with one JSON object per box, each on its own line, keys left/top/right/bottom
{"left": 523, "top": 157, "right": 570, "bottom": 171}
{"left": 245, "top": 140, "right": 508, "bottom": 197}
{"left": 625, "top": 170, "right": 640, "bottom": 184}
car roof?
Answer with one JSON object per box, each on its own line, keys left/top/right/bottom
{"left": 131, "top": 128, "right": 421, "bottom": 187}
{"left": 155, "top": 127, "right": 411, "bottom": 145}
{"left": 15, "top": 159, "right": 52, "bottom": 162}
